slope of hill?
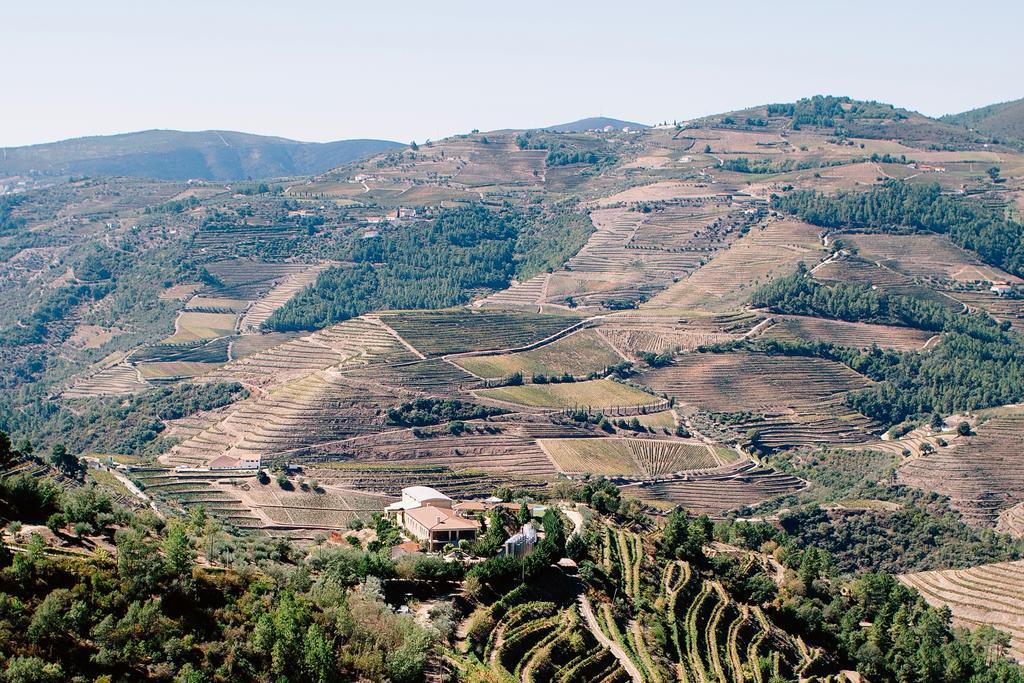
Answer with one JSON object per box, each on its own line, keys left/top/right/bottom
{"left": 543, "top": 116, "right": 648, "bottom": 132}
{"left": 0, "top": 130, "right": 403, "bottom": 180}
{"left": 943, "top": 97, "right": 1024, "bottom": 142}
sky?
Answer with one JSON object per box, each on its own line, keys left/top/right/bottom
{"left": 4, "top": 0, "right": 1023, "bottom": 147}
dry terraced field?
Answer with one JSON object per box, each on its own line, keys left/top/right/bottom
{"left": 899, "top": 560, "right": 1024, "bottom": 661}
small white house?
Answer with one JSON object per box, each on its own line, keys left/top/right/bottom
{"left": 991, "top": 282, "right": 1015, "bottom": 297}
{"left": 208, "top": 455, "right": 261, "bottom": 471}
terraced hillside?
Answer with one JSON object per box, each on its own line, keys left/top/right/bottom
{"left": 761, "top": 314, "right": 935, "bottom": 350}
{"left": 453, "top": 328, "right": 624, "bottom": 379}
{"left": 589, "top": 529, "right": 823, "bottom": 680}
{"left": 900, "top": 560, "right": 1024, "bottom": 661}
{"left": 646, "top": 219, "right": 825, "bottom": 312}
{"left": 377, "top": 309, "right": 584, "bottom": 357}
{"left": 539, "top": 437, "right": 733, "bottom": 478}
{"left": 641, "top": 351, "right": 878, "bottom": 449}
{"left": 632, "top": 459, "right": 807, "bottom": 515}
{"left": 899, "top": 408, "right": 1024, "bottom": 527}
{"left": 63, "top": 364, "right": 150, "bottom": 398}
{"left": 239, "top": 262, "right": 332, "bottom": 332}
{"left": 595, "top": 310, "right": 758, "bottom": 357}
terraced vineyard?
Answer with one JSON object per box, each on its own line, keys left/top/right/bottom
{"left": 899, "top": 560, "right": 1024, "bottom": 661}
{"left": 646, "top": 219, "right": 824, "bottom": 312}
{"left": 633, "top": 460, "right": 807, "bottom": 515}
{"left": 474, "top": 273, "right": 550, "bottom": 311}
{"left": 239, "top": 262, "right": 332, "bottom": 332}
{"left": 63, "top": 364, "right": 150, "bottom": 398}
{"left": 590, "top": 529, "right": 821, "bottom": 681}
{"left": 478, "top": 379, "right": 665, "bottom": 412}
{"left": 899, "top": 409, "right": 1024, "bottom": 527}
{"left": 203, "top": 259, "right": 314, "bottom": 299}
{"left": 540, "top": 437, "right": 731, "bottom": 477}
{"left": 205, "top": 316, "right": 413, "bottom": 388}
{"left": 163, "top": 370, "right": 400, "bottom": 468}
{"left": 454, "top": 328, "right": 624, "bottom": 379}
{"left": 296, "top": 463, "right": 547, "bottom": 499}
{"left": 838, "top": 233, "right": 1023, "bottom": 284}
{"left": 595, "top": 311, "right": 757, "bottom": 357}
{"left": 947, "top": 289, "right": 1024, "bottom": 334}
{"left": 320, "top": 423, "right": 557, "bottom": 478}
{"left": 642, "top": 351, "right": 878, "bottom": 448}
{"left": 378, "top": 309, "right": 584, "bottom": 357}
{"left": 761, "top": 314, "right": 934, "bottom": 350}
{"left": 997, "top": 502, "right": 1024, "bottom": 538}
{"left": 479, "top": 596, "right": 631, "bottom": 683}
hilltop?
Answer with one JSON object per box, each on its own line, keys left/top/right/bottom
{"left": 943, "top": 97, "right": 1024, "bottom": 143}
{"left": 543, "top": 116, "right": 649, "bottom": 132}
{"left": 0, "top": 129, "right": 403, "bottom": 181}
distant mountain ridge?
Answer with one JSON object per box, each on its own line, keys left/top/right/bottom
{"left": 0, "top": 130, "right": 403, "bottom": 181}
{"left": 943, "top": 97, "right": 1024, "bottom": 143}
{"left": 542, "top": 116, "right": 649, "bottom": 133}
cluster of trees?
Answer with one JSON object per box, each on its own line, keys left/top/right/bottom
{"left": 384, "top": 398, "right": 506, "bottom": 427}
{"left": 779, "top": 502, "right": 1024, "bottom": 575}
{"left": 706, "top": 516, "right": 1023, "bottom": 681}
{"left": 144, "top": 195, "right": 200, "bottom": 214}
{"left": 766, "top": 96, "right": 904, "bottom": 128}
{"left": 0, "top": 195, "right": 24, "bottom": 235}
{"left": 544, "top": 149, "right": 613, "bottom": 166}
{"left": 721, "top": 156, "right": 845, "bottom": 174}
{"left": 752, "top": 268, "right": 952, "bottom": 330}
{"left": 745, "top": 273, "right": 1024, "bottom": 425}
{"left": 0, "top": 506, "right": 452, "bottom": 682}
{"left": 773, "top": 180, "right": 1024, "bottom": 278}
{"left": 772, "top": 554, "right": 1021, "bottom": 681}
{"left": 264, "top": 205, "right": 592, "bottom": 332}
{"left": 0, "top": 383, "right": 247, "bottom": 458}
{"left": 0, "top": 280, "right": 114, "bottom": 348}
{"left": 466, "top": 508, "right": 568, "bottom": 595}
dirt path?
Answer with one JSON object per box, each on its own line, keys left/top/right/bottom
{"left": 366, "top": 316, "right": 427, "bottom": 359}
{"left": 577, "top": 594, "right": 643, "bottom": 683}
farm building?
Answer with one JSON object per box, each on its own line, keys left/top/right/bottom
{"left": 385, "top": 486, "right": 479, "bottom": 552}
{"left": 199, "top": 455, "right": 261, "bottom": 470}
{"left": 991, "top": 282, "right": 1017, "bottom": 297}
{"left": 501, "top": 524, "right": 538, "bottom": 559}
{"left": 385, "top": 486, "right": 453, "bottom": 515}
{"left": 400, "top": 506, "right": 479, "bottom": 552}
{"left": 452, "top": 500, "right": 489, "bottom": 517}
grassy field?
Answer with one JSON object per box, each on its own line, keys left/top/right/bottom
{"left": 454, "top": 328, "right": 623, "bottom": 378}
{"left": 476, "top": 378, "right": 661, "bottom": 409}
{"left": 163, "top": 312, "right": 238, "bottom": 343}
{"left": 540, "top": 438, "right": 642, "bottom": 476}
{"left": 634, "top": 410, "right": 677, "bottom": 429}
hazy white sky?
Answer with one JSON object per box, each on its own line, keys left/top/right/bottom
{"left": 4, "top": 0, "right": 1022, "bottom": 147}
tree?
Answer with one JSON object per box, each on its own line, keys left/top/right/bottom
{"left": 162, "top": 521, "right": 194, "bottom": 581}
{"left": 48, "top": 444, "right": 82, "bottom": 479}
{"left": 566, "top": 534, "right": 587, "bottom": 562}
{"left": 0, "top": 431, "right": 13, "bottom": 468}
{"left": 115, "top": 529, "right": 164, "bottom": 597}
{"left": 2, "top": 657, "right": 65, "bottom": 683}
{"left": 987, "top": 166, "right": 1001, "bottom": 181}
{"left": 303, "top": 623, "right": 336, "bottom": 683}
{"left": 957, "top": 421, "right": 972, "bottom": 437}
{"left": 517, "top": 502, "right": 531, "bottom": 524}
